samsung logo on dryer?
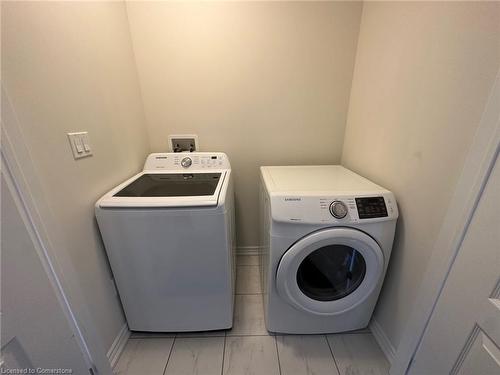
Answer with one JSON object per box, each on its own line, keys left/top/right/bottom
{"left": 284, "top": 197, "right": 302, "bottom": 202}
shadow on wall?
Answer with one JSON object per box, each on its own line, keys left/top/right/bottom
{"left": 374, "top": 209, "right": 407, "bottom": 317}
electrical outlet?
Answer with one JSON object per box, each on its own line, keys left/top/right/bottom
{"left": 168, "top": 134, "right": 198, "bottom": 152}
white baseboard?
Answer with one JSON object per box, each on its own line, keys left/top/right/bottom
{"left": 107, "top": 323, "right": 130, "bottom": 369}
{"left": 236, "top": 246, "right": 261, "bottom": 256}
{"left": 370, "top": 318, "right": 396, "bottom": 365}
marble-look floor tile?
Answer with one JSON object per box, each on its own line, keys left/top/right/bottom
{"left": 227, "top": 294, "right": 268, "bottom": 336}
{"left": 236, "top": 255, "right": 259, "bottom": 266}
{"left": 277, "top": 335, "right": 339, "bottom": 375}
{"left": 236, "top": 266, "right": 260, "bottom": 294}
{"left": 115, "top": 338, "right": 173, "bottom": 375}
{"left": 223, "top": 336, "right": 280, "bottom": 375}
{"left": 327, "top": 333, "right": 389, "bottom": 375}
{"left": 164, "top": 337, "right": 224, "bottom": 375}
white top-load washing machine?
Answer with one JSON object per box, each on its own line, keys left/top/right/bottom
{"left": 96, "top": 152, "right": 235, "bottom": 332}
{"left": 260, "top": 165, "right": 398, "bottom": 334}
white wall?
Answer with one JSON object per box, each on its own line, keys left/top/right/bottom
{"left": 126, "top": 1, "right": 362, "bottom": 246}
{"left": 342, "top": 1, "right": 500, "bottom": 351}
{"left": 2, "top": 1, "right": 149, "bottom": 351}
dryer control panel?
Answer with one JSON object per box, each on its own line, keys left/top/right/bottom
{"left": 355, "top": 197, "right": 388, "bottom": 219}
{"left": 270, "top": 193, "right": 398, "bottom": 224}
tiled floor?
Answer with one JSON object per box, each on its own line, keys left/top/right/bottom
{"left": 115, "top": 255, "right": 389, "bottom": 375}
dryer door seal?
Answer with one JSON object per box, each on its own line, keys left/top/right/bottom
{"left": 276, "top": 227, "right": 384, "bottom": 316}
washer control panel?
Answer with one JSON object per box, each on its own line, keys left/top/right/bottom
{"left": 271, "top": 194, "right": 398, "bottom": 224}
{"left": 144, "top": 152, "right": 230, "bottom": 171}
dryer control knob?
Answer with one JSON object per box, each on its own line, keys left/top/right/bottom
{"left": 181, "top": 157, "right": 192, "bottom": 168}
{"left": 329, "top": 201, "right": 348, "bottom": 219}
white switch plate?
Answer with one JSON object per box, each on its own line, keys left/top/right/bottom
{"left": 67, "top": 132, "right": 93, "bottom": 159}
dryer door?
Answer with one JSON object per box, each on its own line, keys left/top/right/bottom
{"left": 276, "top": 227, "right": 384, "bottom": 315}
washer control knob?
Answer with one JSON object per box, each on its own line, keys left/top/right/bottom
{"left": 181, "top": 157, "right": 192, "bottom": 168}
{"left": 329, "top": 201, "right": 348, "bottom": 219}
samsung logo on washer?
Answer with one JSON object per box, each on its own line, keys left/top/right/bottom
{"left": 284, "top": 197, "right": 302, "bottom": 202}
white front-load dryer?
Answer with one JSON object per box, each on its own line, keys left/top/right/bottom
{"left": 259, "top": 165, "right": 398, "bottom": 334}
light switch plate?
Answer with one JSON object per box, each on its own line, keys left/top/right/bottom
{"left": 67, "top": 132, "right": 93, "bottom": 159}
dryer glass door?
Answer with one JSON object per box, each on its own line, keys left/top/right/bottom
{"left": 276, "top": 227, "right": 384, "bottom": 316}
{"left": 296, "top": 244, "right": 366, "bottom": 302}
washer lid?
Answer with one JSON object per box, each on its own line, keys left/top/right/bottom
{"left": 114, "top": 173, "right": 222, "bottom": 198}
{"left": 276, "top": 227, "right": 384, "bottom": 316}
{"left": 97, "top": 171, "right": 227, "bottom": 208}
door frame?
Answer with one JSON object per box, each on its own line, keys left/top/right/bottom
{"left": 390, "top": 71, "right": 500, "bottom": 374}
{"left": 1, "top": 85, "right": 113, "bottom": 374}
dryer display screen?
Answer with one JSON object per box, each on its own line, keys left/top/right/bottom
{"left": 355, "top": 197, "right": 388, "bottom": 219}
